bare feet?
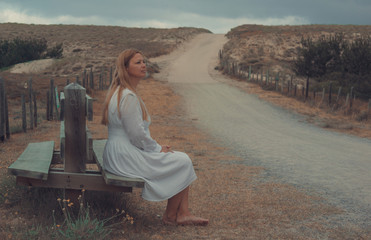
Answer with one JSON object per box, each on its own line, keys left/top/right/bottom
{"left": 162, "top": 214, "right": 177, "bottom": 226}
{"left": 176, "top": 215, "right": 209, "bottom": 226}
{"left": 162, "top": 217, "right": 177, "bottom": 225}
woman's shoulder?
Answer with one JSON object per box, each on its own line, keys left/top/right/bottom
{"left": 120, "top": 88, "right": 136, "bottom": 97}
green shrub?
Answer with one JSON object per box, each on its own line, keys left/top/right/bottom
{"left": 0, "top": 37, "right": 63, "bottom": 68}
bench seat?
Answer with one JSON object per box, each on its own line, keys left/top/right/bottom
{"left": 8, "top": 141, "right": 55, "bottom": 180}
{"left": 93, "top": 139, "right": 145, "bottom": 188}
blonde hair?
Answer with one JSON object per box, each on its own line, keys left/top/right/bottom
{"left": 101, "top": 49, "right": 148, "bottom": 125}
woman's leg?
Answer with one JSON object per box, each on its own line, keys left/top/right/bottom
{"left": 163, "top": 186, "right": 209, "bottom": 226}
{"left": 162, "top": 187, "right": 187, "bottom": 224}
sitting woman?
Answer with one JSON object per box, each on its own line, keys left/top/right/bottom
{"left": 101, "top": 49, "right": 208, "bottom": 226}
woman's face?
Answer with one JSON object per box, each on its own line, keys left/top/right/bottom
{"left": 127, "top": 53, "right": 146, "bottom": 80}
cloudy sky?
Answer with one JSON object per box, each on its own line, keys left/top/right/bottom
{"left": 0, "top": 0, "right": 370, "bottom": 33}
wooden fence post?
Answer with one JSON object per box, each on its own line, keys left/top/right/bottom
{"left": 49, "top": 79, "right": 54, "bottom": 120}
{"left": 349, "top": 87, "right": 354, "bottom": 110}
{"left": 33, "top": 92, "right": 37, "bottom": 128}
{"left": 28, "top": 78, "right": 34, "bottom": 130}
{"left": 83, "top": 69, "right": 86, "bottom": 88}
{"left": 5, "top": 91, "right": 9, "bottom": 139}
{"left": 248, "top": 65, "right": 251, "bottom": 82}
{"left": 63, "top": 83, "right": 87, "bottom": 201}
{"left": 336, "top": 86, "right": 342, "bottom": 104}
{"left": 89, "top": 68, "right": 94, "bottom": 89}
{"left": 59, "top": 92, "right": 65, "bottom": 121}
{"left": 328, "top": 82, "right": 332, "bottom": 105}
{"left": 22, "top": 94, "right": 26, "bottom": 132}
{"left": 46, "top": 91, "right": 50, "bottom": 121}
{"left": 64, "top": 83, "right": 86, "bottom": 173}
{"left": 54, "top": 86, "right": 59, "bottom": 119}
{"left": 0, "top": 77, "right": 5, "bottom": 141}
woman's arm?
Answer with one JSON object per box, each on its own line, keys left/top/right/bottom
{"left": 120, "top": 93, "right": 162, "bottom": 152}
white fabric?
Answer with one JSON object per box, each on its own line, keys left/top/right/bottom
{"left": 103, "top": 88, "right": 197, "bottom": 201}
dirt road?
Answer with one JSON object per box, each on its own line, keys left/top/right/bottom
{"left": 153, "top": 33, "right": 371, "bottom": 231}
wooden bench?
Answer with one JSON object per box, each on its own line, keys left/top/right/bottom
{"left": 8, "top": 83, "right": 144, "bottom": 196}
{"left": 8, "top": 141, "right": 55, "bottom": 181}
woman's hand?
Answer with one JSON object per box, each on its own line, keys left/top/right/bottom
{"left": 161, "top": 145, "right": 173, "bottom": 153}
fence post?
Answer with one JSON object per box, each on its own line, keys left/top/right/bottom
{"left": 368, "top": 99, "right": 371, "bottom": 121}
{"left": 0, "top": 77, "right": 5, "bottom": 141}
{"left": 336, "top": 86, "right": 342, "bottom": 104}
{"left": 46, "top": 91, "right": 50, "bottom": 121}
{"left": 89, "top": 68, "right": 94, "bottom": 89}
{"left": 83, "top": 69, "right": 86, "bottom": 88}
{"left": 328, "top": 82, "right": 332, "bottom": 105}
{"left": 275, "top": 73, "right": 279, "bottom": 91}
{"left": 22, "top": 94, "right": 27, "bottom": 132}
{"left": 63, "top": 83, "right": 87, "bottom": 202}
{"left": 349, "top": 87, "right": 354, "bottom": 110}
{"left": 28, "top": 78, "right": 33, "bottom": 130}
{"left": 33, "top": 92, "right": 37, "bottom": 128}
{"left": 54, "top": 86, "right": 59, "bottom": 119}
{"left": 49, "top": 79, "right": 54, "bottom": 120}
{"left": 60, "top": 92, "right": 65, "bottom": 121}
{"left": 248, "top": 65, "right": 251, "bottom": 82}
{"left": 64, "top": 83, "right": 86, "bottom": 173}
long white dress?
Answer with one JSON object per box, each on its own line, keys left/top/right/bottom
{"left": 103, "top": 88, "right": 197, "bottom": 201}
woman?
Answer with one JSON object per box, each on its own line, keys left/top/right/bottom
{"left": 102, "top": 49, "right": 208, "bottom": 226}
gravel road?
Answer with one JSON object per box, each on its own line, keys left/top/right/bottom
{"left": 153, "top": 33, "right": 371, "bottom": 230}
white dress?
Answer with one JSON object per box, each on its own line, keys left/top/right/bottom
{"left": 103, "top": 88, "right": 197, "bottom": 201}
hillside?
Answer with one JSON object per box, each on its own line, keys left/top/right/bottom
{"left": 0, "top": 23, "right": 210, "bottom": 76}
{"left": 222, "top": 24, "right": 371, "bottom": 75}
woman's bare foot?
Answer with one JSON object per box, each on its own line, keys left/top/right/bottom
{"left": 176, "top": 215, "right": 209, "bottom": 226}
{"left": 162, "top": 214, "right": 177, "bottom": 225}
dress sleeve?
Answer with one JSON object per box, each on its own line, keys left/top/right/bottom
{"left": 119, "top": 93, "right": 162, "bottom": 153}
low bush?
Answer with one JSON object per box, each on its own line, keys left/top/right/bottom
{"left": 0, "top": 37, "right": 63, "bottom": 69}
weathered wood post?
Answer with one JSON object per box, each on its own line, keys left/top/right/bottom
{"left": 46, "top": 91, "right": 50, "bottom": 121}
{"left": 59, "top": 92, "right": 65, "bottom": 121}
{"left": 328, "top": 82, "right": 332, "bottom": 105}
{"left": 21, "top": 94, "right": 26, "bottom": 132}
{"left": 28, "top": 78, "right": 33, "bottom": 130}
{"left": 5, "top": 91, "right": 9, "bottom": 139}
{"left": 54, "top": 86, "right": 59, "bottom": 120}
{"left": 349, "top": 87, "right": 354, "bottom": 110}
{"left": 64, "top": 83, "right": 87, "bottom": 201}
{"left": 89, "top": 68, "right": 94, "bottom": 89}
{"left": 0, "top": 77, "right": 5, "bottom": 141}
{"left": 83, "top": 69, "right": 86, "bottom": 88}
{"left": 49, "top": 79, "right": 54, "bottom": 120}
{"left": 64, "top": 83, "right": 86, "bottom": 173}
{"left": 33, "top": 93, "right": 37, "bottom": 128}
{"left": 248, "top": 65, "right": 251, "bottom": 82}
{"left": 368, "top": 99, "right": 371, "bottom": 121}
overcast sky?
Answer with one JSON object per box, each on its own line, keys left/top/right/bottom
{"left": 0, "top": 0, "right": 370, "bottom": 33}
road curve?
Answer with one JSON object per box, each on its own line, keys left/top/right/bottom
{"left": 153, "top": 33, "right": 371, "bottom": 230}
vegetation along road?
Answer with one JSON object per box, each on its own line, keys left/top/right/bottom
{"left": 153, "top": 33, "right": 371, "bottom": 230}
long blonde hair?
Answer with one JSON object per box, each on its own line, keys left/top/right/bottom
{"left": 101, "top": 49, "right": 148, "bottom": 125}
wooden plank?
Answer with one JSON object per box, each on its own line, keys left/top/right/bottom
{"left": 16, "top": 171, "right": 131, "bottom": 192}
{"left": 8, "top": 141, "right": 55, "bottom": 180}
{"left": 93, "top": 139, "right": 145, "bottom": 188}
